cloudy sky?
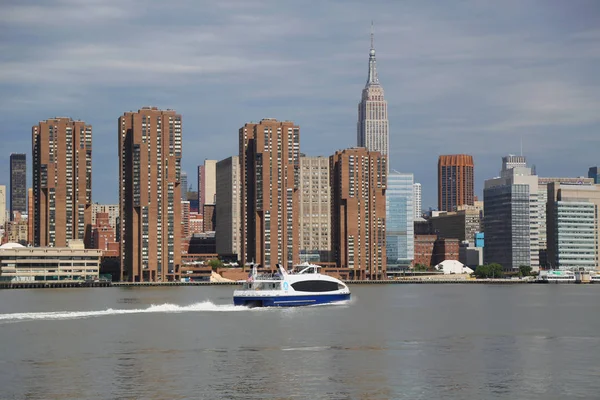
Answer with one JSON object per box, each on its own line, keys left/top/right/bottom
{"left": 1, "top": 0, "right": 599, "bottom": 208}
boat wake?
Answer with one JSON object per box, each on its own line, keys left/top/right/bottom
{"left": 0, "top": 301, "right": 246, "bottom": 322}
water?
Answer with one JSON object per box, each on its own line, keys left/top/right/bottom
{"left": 1, "top": 284, "right": 599, "bottom": 399}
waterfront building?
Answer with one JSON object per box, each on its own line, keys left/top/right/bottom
{"left": 32, "top": 118, "right": 92, "bottom": 247}
{"left": 414, "top": 234, "right": 437, "bottom": 267}
{"left": 6, "top": 213, "right": 28, "bottom": 244}
{"left": 0, "top": 185, "right": 5, "bottom": 228}
{"left": 27, "top": 188, "right": 33, "bottom": 244}
{"left": 438, "top": 154, "right": 474, "bottom": 212}
{"left": 239, "top": 119, "right": 300, "bottom": 268}
{"left": 0, "top": 242, "right": 101, "bottom": 282}
{"left": 118, "top": 107, "right": 182, "bottom": 282}
{"left": 546, "top": 183, "right": 600, "bottom": 271}
{"left": 331, "top": 148, "right": 387, "bottom": 279}
{"left": 10, "top": 153, "right": 27, "bottom": 220}
{"left": 538, "top": 177, "right": 594, "bottom": 263}
{"left": 180, "top": 171, "right": 188, "bottom": 201}
{"left": 216, "top": 156, "right": 241, "bottom": 259}
{"left": 357, "top": 28, "right": 389, "bottom": 159}
{"left": 198, "top": 160, "right": 217, "bottom": 216}
{"left": 459, "top": 241, "right": 483, "bottom": 268}
{"left": 413, "top": 183, "right": 422, "bottom": 219}
{"left": 484, "top": 165, "right": 539, "bottom": 271}
{"left": 299, "top": 156, "right": 331, "bottom": 263}
{"left": 386, "top": 171, "right": 414, "bottom": 269}
{"left": 589, "top": 166, "right": 599, "bottom": 184}
{"left": 429, "top": 208, "right": 481, "bottom": 243}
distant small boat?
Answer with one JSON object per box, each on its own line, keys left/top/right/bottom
{"left": 233, "top": 263, "right": 350, "bottom": 307}
{"left": 537, "top": 270, "right": 575, "bottom": 283}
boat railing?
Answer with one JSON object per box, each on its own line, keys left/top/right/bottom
{"left": 254, "top": 273, "right": 283, "bottom": 281}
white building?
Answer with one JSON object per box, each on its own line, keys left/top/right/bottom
{"left": 413, "top": 183, "right": 422, "bottom": 219}
{"left": 298, "top": 156, "right": 331, "bottom": 262}
{"left": 0, "top": 185, "right": 6, "bottom": 228}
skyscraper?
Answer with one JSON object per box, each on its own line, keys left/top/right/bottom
{"left": 32, "top": 118, "right": 92, "bottom": 247}
{"left": 438, "top": 154, "right": 474, "bottom": 212}
{"left": 180, "top": 171, "right": 188, "bottom": 201}
{"left": 0, "top": 185, "right": 6, "bottom": 228}
{"left": 357, "top": 27, "right": 389, "bottom": 158}
{"left": 10, "top": 153, "right": 27, "bottom": 220}
{"left": 239, "top": 119, "right": 300, "bottom": 268}
{"left": 215, "top": 156, "right": 241, "bottom": 259}
{"left": 501, "top": 155, "right": 527, "bottom": 177}
{"left": 413, "top": 182, "right": 422, "bottom": 219}
{"left": 119, "top": 107, "right": 182, "bottom": 282}
{"left": 198, "top": 160, "right": 216, "bottom": 217}
{"left": 299, "top": 156, "right": 331, "bottom": 262}
{"left": 331, "top": 148, "right": 387, "bottom": 280}
{"left": 387, "top": 172, "right": 414, "bottom": 269}
{"left": 589, "top": 166, "right": 599, "bottom": 184}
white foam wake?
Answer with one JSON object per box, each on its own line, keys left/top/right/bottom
{"left": 0, "top": 301, "right": 246, "bottom": 322}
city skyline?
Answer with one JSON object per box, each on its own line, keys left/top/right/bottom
{"left": 1, "top": 1, "right": 599, "bottom": 209}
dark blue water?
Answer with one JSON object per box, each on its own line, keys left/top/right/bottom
{"left": 1, "top": 284, "right": 598, "bottom": 399}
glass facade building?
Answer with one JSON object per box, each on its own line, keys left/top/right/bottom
{"left": 386, "top": 172, "right": 414, "bottom": 268}
{"left": 483, "top": 184, "right": 531, "bottom": 270}
{"left": 553, "top": 202, "right": 596, "bottom": 270}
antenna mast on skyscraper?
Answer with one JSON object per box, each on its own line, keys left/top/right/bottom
{"left": 371, "top": 20, "right": 374, "bottom": 49}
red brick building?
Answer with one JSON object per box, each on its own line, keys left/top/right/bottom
{"left": 414, "top": 234, "right": 437, "bottom": 267}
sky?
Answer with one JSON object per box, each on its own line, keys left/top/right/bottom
{"left": 1, "top": 0, "right": 599, "bottom": 209}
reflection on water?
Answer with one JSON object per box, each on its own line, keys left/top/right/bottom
{"left": 1, "top": 285, "right": 600, "bottom": 399}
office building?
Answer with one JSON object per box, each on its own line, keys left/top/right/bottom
{"left": 32, "top": 118, "right": 92, "bottom": 247}
{"left": 438, "top": 154, "right": 474, "bottom": 211}
{"left": 0, "top": 185, "right": 5, "bottom": 228}
{"left": 413, "top": 182, "right": 421, "bottom": 219}
{"left": 484, "top": 165, "right": 539, "bottom": 271}
{"left": 180, "top": 171, "right": 188, "bottom": 201}
{"left": 119, "top": 107, "right": 182, "bottom": 282}
{"left": 216, "top": 156, "right": 241, "bottom": 259}
{"left": 239, "top": 119, "right": 300, "bottom": 268}
{"left": 501, "top": 155, "right": 527, "bottom": 177}
{"left": 298, "top": 156, "right": 331, "bottom": 263}
{"left": 10, "top": 153, "right": 27, "bottom": 220}
{"left": 429, "top": 208, "right": 481, "bottom": 243}
{"left": 357, "top": 28, "right": 389, "bottom": 158}
{"left": 546, "top": 183, "right": 600, "bottom": 271}
{"left": 386, "top": 171, "right": 414, "bottom": 269}
{"left": 588, "top": 166, "right": 599, "bottom": 184}
{"left": 331, "top": 148, "right": 387, "bottom": 279}
{"left": 198, "top": 160, "right": 217, "bottom": 216}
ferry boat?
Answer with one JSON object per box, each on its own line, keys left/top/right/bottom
{"left": 590, "top": 273, "right": 600, "bottom": 283}
{"left": 537, "top": 270, "right": 576, "bottom": 283}
{"left": 233, "top": 262, "right": 350, "bottom": 307}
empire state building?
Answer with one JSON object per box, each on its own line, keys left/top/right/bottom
{"left": 357, "top": 29, "right": 389, "bottom": 158}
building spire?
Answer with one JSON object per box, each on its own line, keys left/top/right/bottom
{"left": 367, "top": 21, "right": 379, "bottom": 85}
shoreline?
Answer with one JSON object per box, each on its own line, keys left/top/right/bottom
{"left": 0, "top": 279, "right": 595, "bottom": 289}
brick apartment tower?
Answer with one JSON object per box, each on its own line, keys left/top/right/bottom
{"left": 32, "top": 118, "right": 92, "bottom": 247}
{"left": 438, "top": 154, "right": 474, "bottom": 212}
{"left": 119, "top": 107, "right": 182, "bottom": 282}
{"left": 330, "top": 148, "right": 387, "bottom": 280}
{"left": 27, "top": 188, "right": 33, "bottom": 244}
{"left": 239, "top": 119, "right": 300, "bottom": 268}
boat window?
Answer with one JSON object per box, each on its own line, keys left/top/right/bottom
{"left": 291, "top": 280, "right": 339, "bottom": 292}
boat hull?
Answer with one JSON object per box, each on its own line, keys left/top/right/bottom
{"left": 233, "top": 293, "right": 350, "bottom": 307}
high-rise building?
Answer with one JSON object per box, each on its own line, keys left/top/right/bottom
{"left": 589, "top": 166, "right": 599, "bottom": 184}
{"left": 119, "top": 107, "right": 182, "bottom": 282}
{"left": 484, "top": 165, "right": 539, "bottom": 271}
{"left": 27, "top": 188, "right": 34, "bottom": 244}
{"left": 198, "top": 160, "right": 217, "bottom": 216}
{"left": 386, "top": 172, "right": 414, "bottom": 269}
{"left": 10, "top": 153, "right": 27, "bottom": 220}
{"left": 239, "top": 119, "right": 300, "bottom": 268}
{"left": 0, "top": 185, "right": 6, "bottom": 228}
{"left": 357, "top": 27, "right": 389, "bottom": 159}
{"left": 91, "top": 212, "right": 116, "bottom": 250}
{"left": 216, "top": 156, "right": 241, "bottom": 259}
{"left": 90, "top": 204, "right": 119, "bottom": 234}
{"left": 32, "top": 118, "right": 92, "bottom": 247}
{"left": 546, "top": 182, "right": 600, "bottom": 271}
{"left": 180, "top": 171, "right": 188, "bottom": 201}
{"left": 181, "top": 200, "right": 190, "bottom": 239}
{"left": 298, "top": 156, "right": 331, "bottom": 262}
{"left": 438, "top": 154, "right": 474, "bottom": 212}
{"left": 501, "top": 155, "right": 527, "bottom": 177}
{"left": 331, "top": 148, "right": 387, "bottom": 279}
{"left": 413, "top": 182, "right": 422, "bottom": 219}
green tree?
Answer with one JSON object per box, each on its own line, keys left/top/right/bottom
{"left": 413, "top": 264, "right": 429, "bottom": 271}
{"left": 474, "top": 265, "right": 489, "bottom": 279}
{"left": 487, "top": 263, "right": 504, "bottom": 278}
{"left": 519, "top": 265, "right": 532, "bottom": 277}
{"left": 207, "top": 259, "right": 224, "bottom": 271}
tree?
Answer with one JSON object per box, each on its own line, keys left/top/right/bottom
{"left": 519, "top": 265, "right": 532, "bottom": 277}
{"left": 487, "top": 263, "right": 504, "bottom": 278}
{"left": 207, "top": 259, "right": 224, "bottom": 271}
{"left": 413, "top": 263, "right": 429, "bottom": 271}
{"left": 474, "top": 265, "right": 489, "bottom": 279}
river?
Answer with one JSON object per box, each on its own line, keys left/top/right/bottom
{"left": 1, "top": 284, "right": 599, "bottom": 399}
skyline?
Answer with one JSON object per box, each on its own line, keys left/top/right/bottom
{"left": 1, "top": 1, "right": 599, "bottom": 208}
